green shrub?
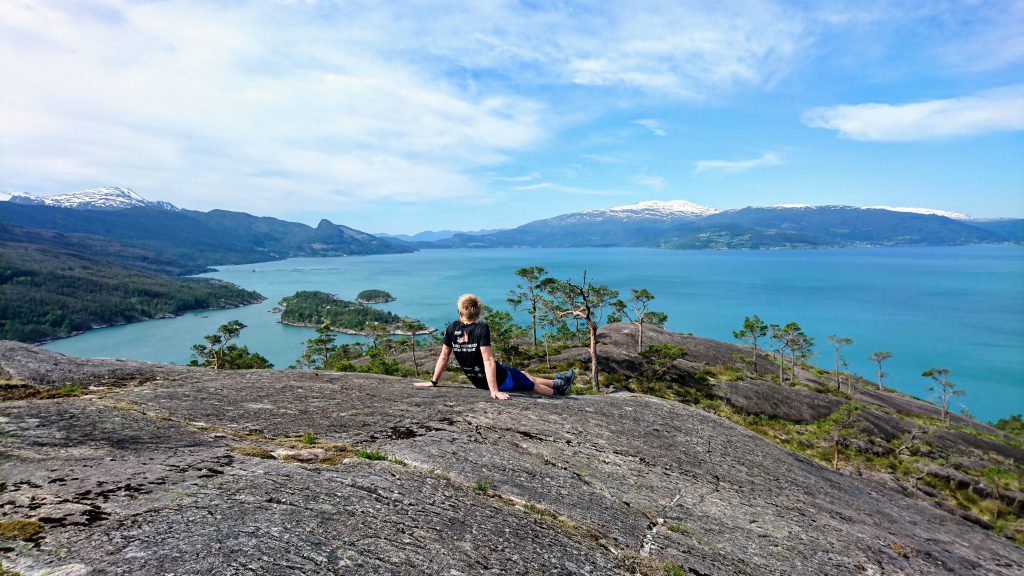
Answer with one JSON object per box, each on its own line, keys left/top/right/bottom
{"left": 663, "top": 563, "right": 687, "bottom": 576}
{"left": 994, "top": 414, "right": 1024, "bottom": 441}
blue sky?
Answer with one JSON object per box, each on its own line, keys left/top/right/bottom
{"left": 2, "top": 0, "right": 1022, "bottom": 233}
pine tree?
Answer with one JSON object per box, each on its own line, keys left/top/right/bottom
{"left": 828, "top": 335, "right": 854, "bottom": 391}
{"left": 922, "top": 368, "right": 964, "bottom": 424}
{"left": 507, "top": 266, "right": 554, "bottom": 349}
{"left": 297, "top": 320, "right": 338, "bottom": 370}
{"left": 544, "top": 271, "right": 618, "bottom": 390}
{"left": 733, "top": 315, "right": 769, "bottom": 374}
{"left": 611, "top": 288, "right": 668, "bottom": 352}
{"left": 869, "top": 351, "right": 892, "bottom": 391}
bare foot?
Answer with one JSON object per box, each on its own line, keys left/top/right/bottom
{"left": 413, "top": 381, "right": 436, "bottom": 388}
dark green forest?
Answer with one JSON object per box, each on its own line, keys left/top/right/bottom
{"left": 0, "top": 242, "right": 263, "bottom": 343}
{"left": 280, "top": 291, "right": 400, "bottom": 330}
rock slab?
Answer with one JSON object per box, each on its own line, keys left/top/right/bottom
{"left": 1, "top": 344, "right": 1022, "bottom": 575}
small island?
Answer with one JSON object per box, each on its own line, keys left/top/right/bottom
{"left": 355, "top": 289, "right": 396, "bottom": 304}
{"left": 278, "top": 290, "right": 429, "bottom": 335}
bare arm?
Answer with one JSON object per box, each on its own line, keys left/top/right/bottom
{"left": 480, "top": 345, "right": 508, "bottom": 400}
{"left": 416, "top": 344, "right": 451, "bottom": 388}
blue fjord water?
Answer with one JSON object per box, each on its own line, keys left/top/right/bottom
{"left": 43, "top": 246, "right": 1023, "bottom": 422}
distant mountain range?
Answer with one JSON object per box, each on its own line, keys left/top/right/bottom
{"left": 3, "top": 189, "right": 1020, "bottom": 343}
{"left": 426, "top": 200, "right": 1023, "bottom": 249}
{"left": 0, "top": 187, "right": 413, "bottom": 343}
{"left": 4, "top": 191, "right": 1020, "bottom": 256}
{"left": 375, "top": 228, "right": 505, "bottom": 242}
{"left": 0, "top": 187, "right": 180, "bottom": 211}
{"left": 0, "top": 191, "right": 412, "bottom": 275}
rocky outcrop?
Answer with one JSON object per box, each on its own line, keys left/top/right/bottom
{"left": 2, "top": 344, "right": 1022, "bottom": 575}
{"left": 0, "top": 341, "right": 191, "bottom": 387}
{"left": 711, "top": 379, "right": 844, "bottom": 423}
{"left": 599, "top": 323, "right": 780, "bottom": 376}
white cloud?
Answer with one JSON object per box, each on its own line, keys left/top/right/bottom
{"left": 931, "top": 2, "right": 1024, "bottom": 71}
{"left": 694, "top": 152, "right": 782, "bottom": 175}
{"left": 491, "top": 172, "right": 541, "bottom": 182}
{"left": 0, "top": 0, "right": 545, "bottom": 216}
{"left": 632, "top": 119, "right": 668, "bottom": 136}
{"left": 1, "top": 1, "right": 808, "bottom": 220}
{"left": 370, "top": 1, "right": 808, "bottom": 100}
{"left": 6, "top": 0, "right": 1015, "bottom": 227}
{"left": 581, "top": 154, "right": 622, "bottom": 165}
{"left": 801, "top": 85, "right": 1024, "bottom": 141}
{"left": 513, "top": 182, "right": 615, "bottom": 196}
{"left": 632, "top": 174, "right": 665, "bottom": 190}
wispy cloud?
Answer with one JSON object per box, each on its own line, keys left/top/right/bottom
{"left": 632, "top": 174, "right": 665, "bottom": 190}
{"left": 514, "top": 182, "right": 615, "bottom": 196}
{"left": 2, "top": 1, "right": 1020, "bottom": 227}
{"left": 932, "top": 2, "right": 1024, "bottom": 71}
{"left": 418, "top": 2, "right": 807, "bottom": 100}
{"left": 801, "top": 85, "right": 1024, "bottom": 141}
{"left": 492, "top": 172, "right": 541, "bottom": 182}
{"left": 694, "top": 152, "right": 782, "bottom": 175}
{"left": 0, "top": 1, "right": 546, "bottom": 215}
{"left": 581, "top": 153, "right": 628, "bottom": 165}
{"left": 632, "top": 119, "right": 668, "bottom": 136}
{"left": 0, "top": 0, "right": 810, "bottom": 219}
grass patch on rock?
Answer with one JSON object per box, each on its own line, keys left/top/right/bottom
{"left": 0, "top": 380, "right": 86, "bottom": 402}
{"left": 0, "top": 519, "right": 44, "bottom": 541}
{"left": 230, "top": 445, "right": 274, "bottom": 459}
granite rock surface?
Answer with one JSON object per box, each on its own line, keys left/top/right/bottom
{"left": 1, "top": 342, "right": 1022, "bottom": 575}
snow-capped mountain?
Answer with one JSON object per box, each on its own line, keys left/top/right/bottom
{"left": 570, "top": 199, "right": 720, "bottom": 222}
{"left": 2, "top": 187, "right": 178, "bottom": 211}
{"left": 751, "top": 204, "right": 972, "bottom": 220}
{"left": 0, "top": 191, "right": 43, "bottom": 204}
{"left": 434, "top": 200, "right": 1019, "bottom": 249}
{"left": 865, "top": 206, "right": 971, "bottom": 220}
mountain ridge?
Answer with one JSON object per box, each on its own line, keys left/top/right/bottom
{"left": 427, "top": 201, "right": 1022, "bottom": 249}
{"left": 0, "top": 202, "right": 414, "bottom": 274}
{"left": 2, "top": 187, "right": 180, "bottom": 211}
{"left": 0, "top": 200, "right": 413, "bottom": 343}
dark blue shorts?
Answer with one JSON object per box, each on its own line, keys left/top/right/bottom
{"left": 497, "top": 365, "right": 534, "bottom": 392}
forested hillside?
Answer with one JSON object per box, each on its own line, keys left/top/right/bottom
{"left": 0, "top": 241, "right": 263, "bottom": 343}
{"left": 0, "top": 203, "right": 414, "bottom": 273}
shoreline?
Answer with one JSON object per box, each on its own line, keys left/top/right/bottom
{"left": 200, "top": 242, "right": 1024, "bottom": 272}
{"left": 278, "top": 319, "right": 436, "bottom": 336}
{"left": 34, "top": 297, "right": 267, "bottom": 346}
{"left": 355, "top": 297, "right": 397, "bottom": 304}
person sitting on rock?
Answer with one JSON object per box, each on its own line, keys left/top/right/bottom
{"left": 415, "top": 293, "right": 574, "bottom": 400}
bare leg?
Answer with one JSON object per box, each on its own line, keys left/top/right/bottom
{"left": 522, "top": 371, "right": 555, "bottom": 397}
